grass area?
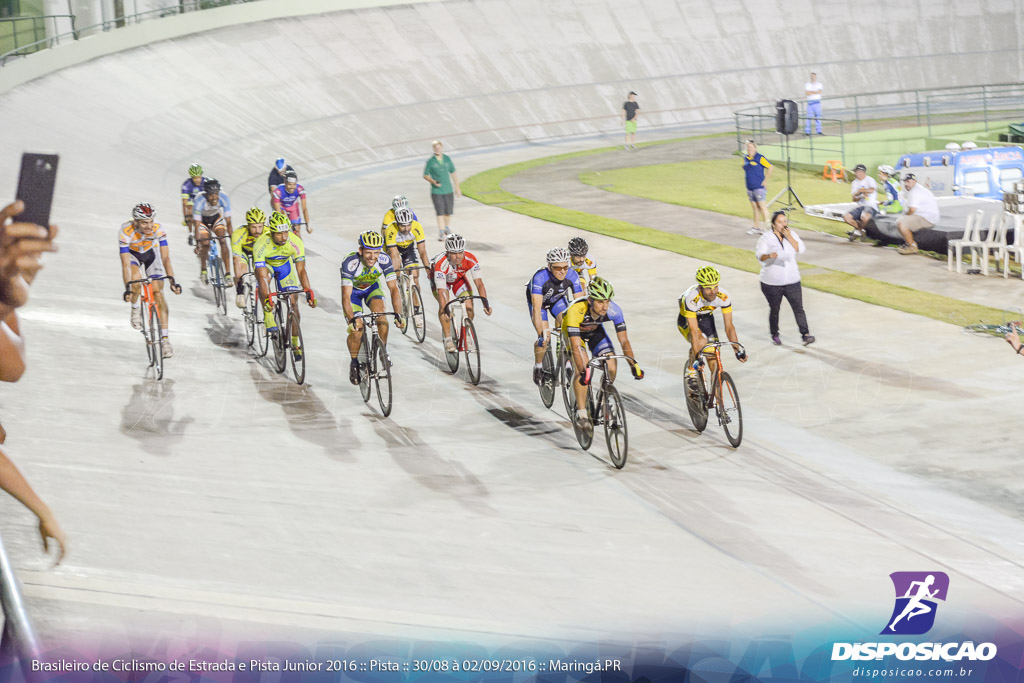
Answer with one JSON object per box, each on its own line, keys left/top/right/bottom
{"left": 463, "top": 137, "right": 1012, "bottom": 328}
{"left": 579, "top": 159, "right": 854, "bottom": 237}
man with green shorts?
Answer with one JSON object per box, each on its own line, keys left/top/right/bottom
{"left": 423, "top": 140, "right": 460, "bottom": 241}
{"left": 622, "top": 91, "right": 640, "bottom": 150}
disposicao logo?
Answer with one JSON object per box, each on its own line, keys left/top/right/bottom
{"left": 831, "top": 572, "right": 997, "bottom": 662}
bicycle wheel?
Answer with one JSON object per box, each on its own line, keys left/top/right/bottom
{"left": 445, "top": 322, "right": 460, "bottom": 373}
{"left": 538, "top": 341, "right": 555, "bottom": 408}
{"left": 357, "top": 328, "right": 372, "bottom": 403}
{"left": 399, "top": 281, "right": 411, "bottom": 337}
{"left": 718, "top": 371, "right": 743, "bottom": 448}
{"left": 570, "top": 384, "right": 595, "bottom": 450}
{"left": 253, "top": 291, "right": 269, "bottom": 358}
{"left": 464, "top": 317, "right": 481, "bottom": 385}
{"left": 272, "top": 301, "right": 287, "bottom": 373}
{"left": 149, "top": 304, "right": 163, "bottom": 380}
{"left": 411, "top": 284, "right": 427, "bottom": 343}
{"left": 558, "top": 341, "right": 574, "bottom": 417}
{"left": 373, "top": 337, "right": 393, "bottom": 416}
{"left": 243, "top": 283, "right": 255, "bottom": 348}
{"left": 685, "top": 367, "right": 709, "bottom": 433}
{"left": 602, "top": 385, "right": 628, "bottom": 469}
{"left": 212, "top": 258, "right": 226, "bottom": 315}
{"left": 290, "top": 313, "right": 306, "bottom": 385}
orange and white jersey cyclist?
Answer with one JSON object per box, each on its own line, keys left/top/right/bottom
{"left": 254, "top": 211, "right": 317, "bottom": 362}
{"left": 678, "top": 265, "right": 746, "bottom": 388}
{"left": 119, "top": 203, "right": 182, "bottom": 357}
{"left": 567, "top": 236, "right": 598, "bottom": 289}
{"left": 430, "top": 234, "right": 491, "bottom": 354}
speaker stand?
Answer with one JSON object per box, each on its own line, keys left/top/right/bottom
{"left": 768, "top": 133, "right": 804, "bottom": 210}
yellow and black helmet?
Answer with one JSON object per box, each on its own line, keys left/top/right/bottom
{"left": 358, "top": 230, "right": 384, "bottom": 249}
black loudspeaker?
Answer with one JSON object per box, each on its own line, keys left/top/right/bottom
{"left": 776, "top": 99, "right": 798, "bottom": 135}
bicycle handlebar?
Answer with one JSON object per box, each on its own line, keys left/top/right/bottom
{"left": 350, "top": 310, "right": 402, "bottom": 324}
{"left": 125, "top": 275, "right": 175, "bottom": 288}
{"left": 588, "top": 354, "right": 636, "bottom": 368}
{"left": 442, "top": 295, "right": 490, "bottom": 316}
{"left": 267, "top": 287, "right": 312, "bottom": 302}
{"left": 698, "top": 340, "right": 746, "bottom": 355}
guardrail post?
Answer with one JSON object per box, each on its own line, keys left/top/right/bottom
{"left": 983, "top": 84, "right": 989, "bottom": 131}
{"left": 854, "top": 95, "right": 860, "bottom": 132}
{"left": 735, "top": 114, "right": 741, "bottom": 153}
{"left": 926, "top": 97, "right": 932, "bottom": 136}
{"left": 840, "top": 121, "right": 845, "bottom": 167}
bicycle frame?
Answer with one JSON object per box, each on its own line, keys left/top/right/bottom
{"left": 695, "top": 341, "right": 745, "bottom": 409}
{"left": 442, "top": 295, "right": 489, "bottom": 351}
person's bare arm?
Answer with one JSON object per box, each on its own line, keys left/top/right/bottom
{"left": 0, "top": 447, "right": 66, "bottom": 562}
{"left": 0, "top": 312, "right": 26, "bottom": 382}
{"left": 452, "top": 172, "right": 461, "bottom": 197}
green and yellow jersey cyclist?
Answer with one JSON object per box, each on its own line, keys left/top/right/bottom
{"left": 180, "top": 162, "right": 205, "bottom": 241}
{"left": 254, "top": 212, "right": 317, "bottom": 360}
{"left": 567, "top": 236, "right": 598, "bottom": 289}
{"left": 562, "top": 277, "right": 643, "bottom": 427}
{"left": 341, "top": 230, "right": 405, "bottom": 386}
{"left": 678, "top": 266, "right": 746, "bottom": 389}
{"left": 231, "top": 206, "right": 269, "bottom": 308}
{"left": 384, "top": 207, "right": 430, "bottom": 288}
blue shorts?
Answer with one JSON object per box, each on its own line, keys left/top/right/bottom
{"left": 849, "top": 206, "right": 878, "bottom": 221}
{"left": 350, "top": 282, "right": 385, "bottom": 314}
{"left": 747, "top": 187, "right": 767, "bottom": 203}
{"left": 581, "top": 326, "right": 614, "bottom": 357}
{"left": 526, "top": 287, "right": 571, "bottom": 322}
{"left": 270, "top": 261, "right": 301, "bottom": 289}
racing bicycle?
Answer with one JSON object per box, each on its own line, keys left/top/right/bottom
{"left": 124, "top": 275, "right": 178, "bottom": 380}
{"left": 196, "top": 232, "right": 231, "bottom": 315}
{"left": 442, "top": 295, "right": 488, "bottom": 385}
{"left": 685, "top": 340, "right": 745, "bottom": 448}
{"left": 355, "top": 310, "right": 400, "bottom": 416}
{"left": 570, "top": 354, "right": 633, "bottom": 469}
{"left": 266, "top": 285, "right": 312, "bottom": 385}
{"left": 397, "top": 265, "right": 427, "bottom": 343}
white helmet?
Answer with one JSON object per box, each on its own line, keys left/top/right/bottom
{"left": 392, "top": 195, "right": 408, "bottom": 210}
{"left": 444, "top": 234, "right": 466, "bottom": 252}
{"left": 944, "top": 142, "right": 961, "bottom": 152}
{"left": 878, "top": 164, "right": 895, "bottom": 175}
{"left": 961, "top": 141, "right": 978, "bottom": 150}
{"left": 546, "top": 247, "right": 571, "bottom": 264}
{"left": 394, "top": 207, "right": 413, "bottom": 225}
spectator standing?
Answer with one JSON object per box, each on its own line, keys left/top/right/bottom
{"left": 756, "top": 211, "right": 814, "bottom": 346}
{"left": 0, "top": 199, "right": 66, "bottom": 562}
{"left": 896, "top": 173, "right": 940, "bottom": 255}
{"left": 742, "top": 140, "right": 773, "bottom": 235}
{"left": 842, "top": 164, "right": 879, "bottom": 241}
{"left": 267, "top": 157, "right": 295, "bottom": 198}
{"left": 622, "top": 91, "right": 640, "bottom": 150}
{"left": 804, "top": 72, "right": 823, "bottom": 135}
{"left": 423, "top": 140, "right": 460, "bottom": 241}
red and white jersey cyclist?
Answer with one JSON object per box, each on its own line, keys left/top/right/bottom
{"left": 430, "top": 233, "right": 492, "bottom": 353}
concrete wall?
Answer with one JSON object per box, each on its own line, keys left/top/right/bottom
{"left": 0, "top": 0, "right": 1022, "bottom": 206}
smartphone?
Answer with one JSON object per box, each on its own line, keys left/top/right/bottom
{"left": 15, "top": 152, "right": 59, "bottom": 231}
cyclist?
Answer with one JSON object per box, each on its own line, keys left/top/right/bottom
{"left": 876, "top": 165, "right": 902, "bottom": 215}
{"left": 678, "top": 266, "right": 746, "bottom": 390}
{"left": 341, "top": 231, "right": 404, "bottom": 385}
{"left": 119, "top": 203, "right": 183, "bottom": 357}
{"left": 385, "top": 207, "right": 430, "bottom": 288}
{"left": 567, "top": 236, "right": 598, "bottom": 289}
{"left": 562, "top": 276, "right": 643, "bottom": 428}
{"left": 191, "top": 178, "right": 233, "bottom": 284}
{"left": 380, "top": 195, "right": 419, "bottom": 235}
{"left": 271, "top": 170, "right": 311, "bottom": 234}
{"left": 230, "top": 207, "right": 269, "bottom": 308}
{"left": 180, "top": 163, "right": 206, "bottom": 243}
{"left": 527, "top": 247, "right": 585, "bottom": 385}
{"left": 430, "top": 234, "right": 492, "bottom": 353}
{"left": 253, "top": 211, "right": 317, "bottom": 361}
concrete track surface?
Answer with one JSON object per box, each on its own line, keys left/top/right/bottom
{"left": 0, "top": 0, "right": 1021, "bottom": 651}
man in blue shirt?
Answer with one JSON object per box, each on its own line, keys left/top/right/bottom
{"left": 742, "top": 140, "right": 773, "bottom": 235}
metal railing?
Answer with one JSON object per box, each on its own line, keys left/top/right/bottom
{"left": 0, "top": 14, "right": 76, "bottom": 57}
{"left": 735, "top": 112, "right": 846, "bottom": 166}
{"left": 0, "top": 0, "right": 258, "bottom": 66}
{"left": 0, "top": 534, "right": 41, "bottom": 672}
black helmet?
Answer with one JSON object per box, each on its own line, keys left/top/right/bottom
{"left": 203, "top": 178, "right": 221, "bottom": 193}
{"left": 568, "top": 237, "right": 589, "bottom": 256}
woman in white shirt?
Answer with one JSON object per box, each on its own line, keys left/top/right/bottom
{"left": 755, "top": 211, "right": 814, "bottom": 345}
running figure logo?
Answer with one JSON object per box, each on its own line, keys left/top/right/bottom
{"left": 881, "top": 572, "right": 949, "bottom": 635}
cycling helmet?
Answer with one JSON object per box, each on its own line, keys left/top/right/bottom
{"left": 268, "top": 211, "right": 291, "bottom": 232}
{"left": 188, "top": 163, "right": 203, "bottom": 177}
{"left": 546, "top": 247, "right": 571, "bottom": 265}
{"left": 391, "top": 195, "right": 408, "bottom": 210}
{"left": 695, "top": 265, "right": 721, "bottom": 287}
{"left": 588, "top": 276, "right": 614, "bottom": 301}
{"left": 567, "top": 237, "right": 589, "bottom": 256}
{"left": 394, "top": 207, "right": 413, "bottom": 226}
{"left": 132, "top": 203, "right": 155, "bottom": 220}
{"left": 444, "top": 234, "right": 466, "bottom": 253}
{"left": 245, "top": 206, "right": 266, "bottom": 225}
{"left": 284, "top": 171, "right": 298, "bottom": 182}
{"left": 359, "top": 230, "right": 384, "bottom": 249}
{"left": 878, "top": 164, "right": 895, "bottom": 175}
{"left": 203, "top": 178, "right": 221, "bottom": 193}
{"left": 275, "top": 158, "right": 286, "bottom": 170}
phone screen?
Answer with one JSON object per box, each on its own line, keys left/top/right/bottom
{"left": 15, "top": 153, "right": 59, "bottom": 229}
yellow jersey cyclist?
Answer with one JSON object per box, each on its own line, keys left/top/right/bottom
{"left": 254, "top": 212, "right": 317, "bottom": 361}
{"left": 119, "top": 203, "right": 183, "bottom": 357}
{"left": 567, "top": 236, "right": 598, "bottom": 289}
{"left": 384, "top": 207, "right": 430, "bottom": 288}
{"left": 380, "top": 195, "right": 419, "bottom": 236}
{"left": 180, "top": 163, "right": 206, "bottom": 243}
{"left": 341, "top": 230, "right": 405, "bottom": 385}
{"left": 679, "top": 266, "right": 747, "bottom": 390}
{"left": 562, "top": 276, "right": 643, "bottom": 428}
{"left": 231, "top": 207, "right": 269, "bottom": 308}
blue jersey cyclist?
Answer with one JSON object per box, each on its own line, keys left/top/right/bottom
{"left": 180, "top": 163, "right": 206, "bottom": 240}
{"left": 527, "top": 246, "right": 585, "bottom": 385}
{"left": 341, "top": 230, "right": 405, "bottom": 385}
{"left": 271, "top": 170, "right": 311, "bottom": 234}
{"left": 254, "top": 211, "right": 317, "bottom": 361}
{"left": 191, "top": 177, "right": 233, "bottom": 285}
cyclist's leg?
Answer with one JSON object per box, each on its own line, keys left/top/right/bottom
{"left": 367, "top": 286, "right": 388, "bottom": 344}
{"left": 347, "top": 288, "right": 370, "bottom": 358}
{"left": 214, "top": 223, "right": 231, "bottom": 277}
{"left": 127, "top": 258, "right": 145, "bottom": 304}
{"left": 569, "top": 337, "right": 591, "bottom": 411}
{"left": 454, "top": 280, "right": 473, "bottom": 320}
{"left": 264, "top": 262, "right": 293, "bottom": 331}
{"left": 589, "top": 329, "right": 616, "bottom": 381}
{"left": 699, "top": 315, "right": 721, "bottom": 375}
{"left": 433, "top": 278, "right": 454, "bottom": 339}
{"left": 197, "top": 224, "right": 212, "bottom": 273}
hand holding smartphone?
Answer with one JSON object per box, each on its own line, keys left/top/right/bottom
{"left": 15, "top": 152, "right": 59, "bottom": 232}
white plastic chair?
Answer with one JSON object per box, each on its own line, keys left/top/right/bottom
{"left": 1001, "top": 214, "right": 1024, "bottom": 279}
{"left": 979, "top": 213, "right": 1009, "bottom": 276}
{"left": 947, "top": 210, "right": 985, "bottom": 274}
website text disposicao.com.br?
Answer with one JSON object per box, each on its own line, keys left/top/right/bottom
{"left": 851, "top": 665, "right": 977, "bottom": 678}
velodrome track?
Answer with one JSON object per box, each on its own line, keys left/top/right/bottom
{"left": 0, "top": 0, "right": 1022, "bottom": 650}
